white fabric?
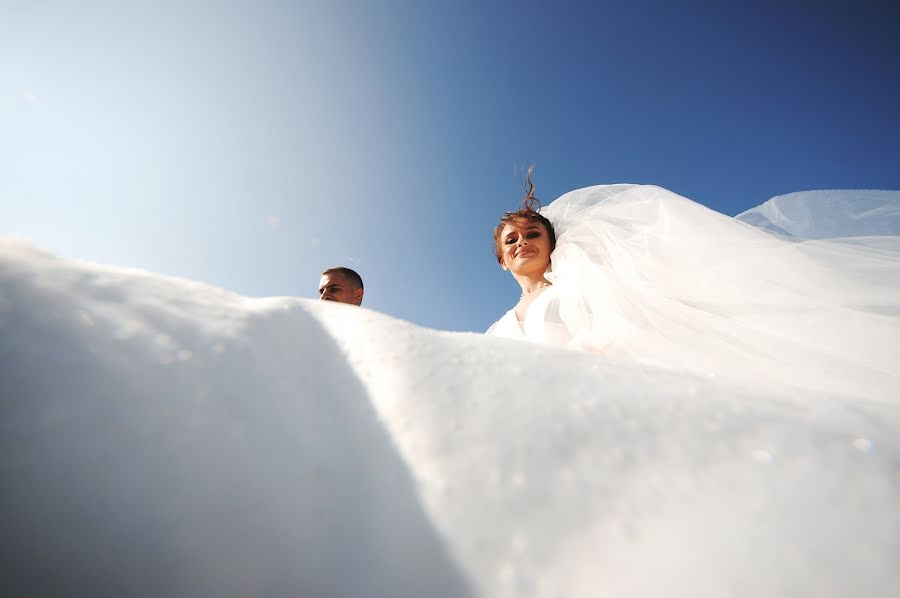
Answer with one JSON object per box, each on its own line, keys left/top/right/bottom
{"left": 485, "top": 285, "right": 573, "bottom": 347}
{"left": 489, "top": 184, "right": 900, "bottom": 400}
{"left": 735, "top": 189, "right": 900, "bottom": 239}
{"left": 5, "top": 237, "right": 900, "bottom": 597}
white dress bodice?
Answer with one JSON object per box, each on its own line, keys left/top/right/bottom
{"left": 486, "top": 285, "right": 573, "bottom": 348}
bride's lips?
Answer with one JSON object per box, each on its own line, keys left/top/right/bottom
{"left": 517, "top": 249, "right": 537, "bottom": 258}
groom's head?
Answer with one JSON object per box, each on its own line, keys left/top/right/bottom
{"left": 318, "top": 267, "right": 364, "bottom": 306}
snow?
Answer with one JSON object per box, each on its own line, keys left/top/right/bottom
{"left": 2, "top": 223, "right": 900, "bottom": 597}
{"left": 735, "top": 189, "right": 900, "bottom": 239}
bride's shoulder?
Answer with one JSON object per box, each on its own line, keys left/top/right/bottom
{"left": 485, "top": 308, "right": 517, "bottom": 336}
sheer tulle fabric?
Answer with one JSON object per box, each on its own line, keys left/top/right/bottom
{"left": 538, "top": 185, "right": 900, "bottom": 400}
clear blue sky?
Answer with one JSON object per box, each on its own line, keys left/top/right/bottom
{"left": 2, "top": 0, "right": 898, "bottom": 332}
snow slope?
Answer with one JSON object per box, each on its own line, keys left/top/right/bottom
{"left": 2, "top": 236, "right": 899, "bottom": 598}
{"left": 735, "top": 189, "right": 900, "bottom": 238}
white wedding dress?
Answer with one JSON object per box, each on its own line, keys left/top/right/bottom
{"left": 487, "top": 184, "right": 900, "bottom": 400}
{"left": 486, "top": 285, "right": 573, "bottom": 347}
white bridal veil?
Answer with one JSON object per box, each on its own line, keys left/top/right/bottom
{"left": 541, "top": 185, "right": 900, "bottom": 400}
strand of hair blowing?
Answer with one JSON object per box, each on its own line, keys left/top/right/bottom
{"left": 522, "top": 165, "right": 542, "bottom": 212}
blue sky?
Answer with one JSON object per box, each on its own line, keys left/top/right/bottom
{"left": 2, "top": 0, "right": 899, "bottom": 332}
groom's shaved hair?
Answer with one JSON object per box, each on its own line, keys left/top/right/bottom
{"left": 319, "top": 266, "right": 364, "bottom": 306}
{"left": 321, "top": 267, "right": 364, "bottom": 290}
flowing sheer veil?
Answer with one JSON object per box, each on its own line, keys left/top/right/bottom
{"left": 541, "top": 185, "right": 900, "bottom": 400}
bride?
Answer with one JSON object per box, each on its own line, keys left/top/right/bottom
{"left": 486, "top": 176, "right": 570, "bottom": 346}
{"left": 487, "top": 173, "right": 900, "bottom": 400}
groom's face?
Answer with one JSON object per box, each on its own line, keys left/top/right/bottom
{"left": 318, "top": 272, "right": 363, "bottom": 305}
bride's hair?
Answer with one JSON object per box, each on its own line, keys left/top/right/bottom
{"left": 493, "top": 166, "right": 557, "bottom": 264}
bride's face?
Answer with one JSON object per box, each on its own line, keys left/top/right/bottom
{"left": 499, "top": 219, "right": 552, "bottom": 275}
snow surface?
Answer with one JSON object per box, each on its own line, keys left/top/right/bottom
{"left": 2, "top": 229, "right": 900, "bottom": 597}
{"left": 735, "top": 189, "right": 900, "bottom": 239}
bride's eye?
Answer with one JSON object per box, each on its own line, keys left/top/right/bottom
{"left": 505, "top": 237, "right": 517, "bottom": 245}
{"left": 526, "top": 232, "right": 541, "bottom": 239}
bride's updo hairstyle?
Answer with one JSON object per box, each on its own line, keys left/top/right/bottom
{"left": 493, "top": 167, "right": 557, "bottom": 264}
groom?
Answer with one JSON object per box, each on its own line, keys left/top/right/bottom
{"left": 318, "top": 267, "right": 364, "bottom": 306}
